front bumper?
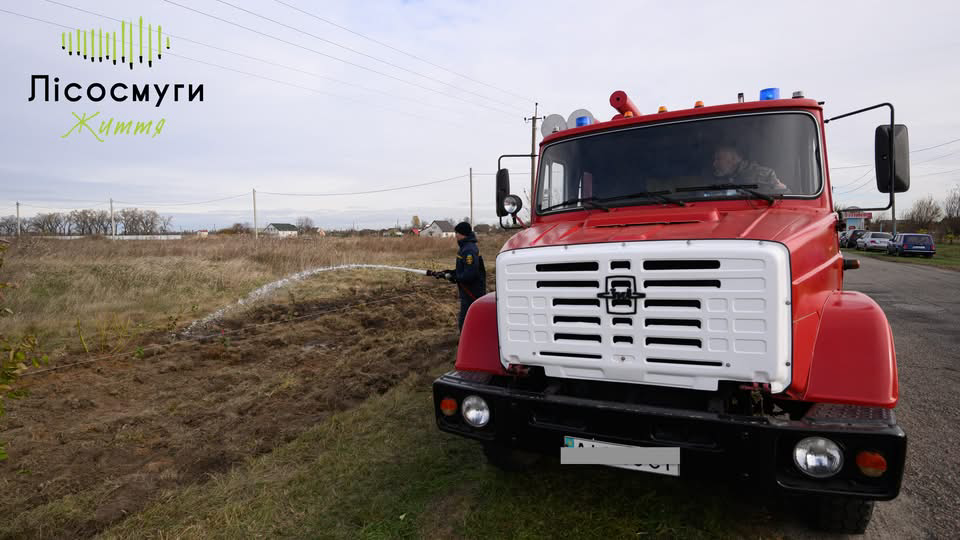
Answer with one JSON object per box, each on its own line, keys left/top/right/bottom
{"left": 434, "top": 370, "right": 906, "bottom": 500}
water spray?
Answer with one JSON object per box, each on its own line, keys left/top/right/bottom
{"left": 182, "top": 263, "right": 441, "bottom": 335}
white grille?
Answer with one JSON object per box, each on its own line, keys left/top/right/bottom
{"left": 497, "top": 240, "right": 792, "bottom": 392}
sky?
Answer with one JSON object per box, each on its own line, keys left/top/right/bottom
{"left": 1, "top": 0, "right": 959, "bottom": 231}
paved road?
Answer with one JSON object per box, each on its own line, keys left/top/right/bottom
{"left": 831, "top": 256, "right": 959, "bottom": 538}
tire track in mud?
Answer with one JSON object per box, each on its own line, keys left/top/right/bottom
{"left": 0, "top": 284, "right": 460, "bottom": 539}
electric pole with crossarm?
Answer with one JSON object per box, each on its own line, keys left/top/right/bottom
{"left": 525, "top": 102, "right": 544, "bottom": 203}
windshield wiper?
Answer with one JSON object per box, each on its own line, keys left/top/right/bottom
{"left": 596, "top": 190, "right": 687, "bottom": 207}
{"left": 674, "top": 183, "right": 776, "bottom": 204}
{"left": 540, "top": 196, "right": 610, "bottom": 213}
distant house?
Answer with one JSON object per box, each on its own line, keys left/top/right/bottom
{"left": 422, "top": 220, "right": 455, "bottom": 238}
{"left": 263, "top": 223, "right": 299, "bottom": 238}
{"left": 474, "top": 224, "right": 492, "bottom": 235}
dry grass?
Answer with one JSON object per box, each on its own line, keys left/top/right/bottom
{"left": 0, "top": 232, "right": 775, "bottom": 539}
{"left": 1, "top": 235, "right": 502, "bottom": 354}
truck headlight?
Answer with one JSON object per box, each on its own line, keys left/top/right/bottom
{"left": 794, "top": 437, "right": 844, "bottom": 478}
{"left": 461, "top": 395, "right": 490, "bottom": 427}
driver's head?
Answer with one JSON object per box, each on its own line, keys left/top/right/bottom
{"left": 712, "top": 146, "right": 742, "bottom": 177}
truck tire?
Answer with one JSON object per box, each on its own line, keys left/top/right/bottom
{"left": 815, "top": 496, "right": 874, "bottom": 534}
{"left": 482, "top": 444, "right": 540, "bottom": 472}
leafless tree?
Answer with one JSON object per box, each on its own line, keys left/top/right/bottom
{"left": 30, "top": 212, "right": 67, "bottom": 235}
{"left": 227, "top": 222, "right": 251, "bottom": 234}
{"left": 944, "top": 185, "right": 960, "bottom": 235}
{"left": 0, "top": 216, "right": 18, "bottom": 236}
{"left": 117, "top": 208, "right": 173, "bottom": 235}
{"left": 905, "top": 195, "right": 943, "bottom": 231}
{"left": 69, "top": 209, "right": 106, "bottom": 235}
{"left": 296, "top": 216, "right": 315, "bottom": 233}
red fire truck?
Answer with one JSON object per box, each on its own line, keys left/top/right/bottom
{"left": 433, "top": 88, "right": 909, "bottom": 533}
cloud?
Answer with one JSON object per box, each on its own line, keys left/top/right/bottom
{"left": 2, "top": 0, "right": 959, "bottom": 228}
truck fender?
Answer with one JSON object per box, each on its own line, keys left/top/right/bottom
{"left": 455, "top": 293, "right": 507, "bottom": 375}
{"left": 801, "top": 291, "right": 898, "bottom": 407}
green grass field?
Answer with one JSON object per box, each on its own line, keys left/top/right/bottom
{"left": 101, "top": 372, "right": 768, "bottom": 540}
{"left": 842, "top": 243, "right": 960, "bottom": 270}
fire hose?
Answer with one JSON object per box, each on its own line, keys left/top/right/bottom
{"left": 426, "top": 269, "right": 477, "bottom": 300}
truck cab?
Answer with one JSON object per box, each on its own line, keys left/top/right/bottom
{"left": 433, "top": 89, "right": 908, "bottom": 534}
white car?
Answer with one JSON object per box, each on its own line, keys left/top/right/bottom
{"left": 857, "top": 231, "right": 892, "bottom": 251}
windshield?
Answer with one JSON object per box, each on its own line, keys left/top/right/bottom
{"left": 537, "top": 112, "right": 822, "bottom": 213}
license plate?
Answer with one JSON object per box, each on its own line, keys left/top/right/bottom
{"left": 562, "top": 436, "right": 680, "bottom": 476}
{"left": 912, "top": 245, "right": 926, "bottom": 249}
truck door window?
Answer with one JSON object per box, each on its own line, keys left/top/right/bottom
{"left": 541, "top": 161, "right": 568, "bottom": 209}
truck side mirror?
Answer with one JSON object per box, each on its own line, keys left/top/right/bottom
{"left": 875, "top": 124, "right": 910, "bottom": 193}
{"left": 496, "top": 168, "right": 511, "bottom": 217}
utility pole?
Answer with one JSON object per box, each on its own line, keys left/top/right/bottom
{"left": 469, "top": 167, "right": 474, "bottom": 225}
{"left": 252, "top": 188, "right": 258, "bottom": 239}
{"left": 524, "top": 102, "right": 543, "bottom": 201}
{"left": 15, "top": 201, "right": 21, "bottom": 237}
{"left": 109, "top": 197, "right": 115, "bottom": 236}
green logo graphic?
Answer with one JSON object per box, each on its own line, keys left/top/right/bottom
{"left": 60, "top": 16, "right": 171, "bottom": 69}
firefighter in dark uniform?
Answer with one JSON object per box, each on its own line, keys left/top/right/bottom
{"left": 434, "top": 222, "right": 486, "bottom": 331}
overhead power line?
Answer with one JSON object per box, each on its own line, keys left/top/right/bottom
{"left": 828, "top": 137, "right": 960, "bottom": 170}
{"left": 210, "top": 0, "right": 525, "bottom": 112}
{"left": 831, "top": 167, "right": 875, "bottom": 191}
{"left": 40, "top": 1, "right": 468, "bottom": 119}
{"left": 913, "top": 148, "right": 960, "bottom": 165}
{"left": 157, "top": 0, "right": 517, "bottom": 117}
{"left": 112, "top": 193, "right": 250, "bottom": 207}
{"left": 912, "top": 137, "right": 960, "bottom": 153}
{"left": 39, "top": 1, "right": 485, "bottom": 123}
{"left": 17, "top": 202, "right": 110, "bottom": 211}
{"left": 5, "top": 6, "right": 472, "bottom": 128}
{"left": 260, "top": 174, "right": 469, "bottom": 197}
{"left": 913, "top": 167, "right": 960, "bottom": 178}
{"left": 271, "top": 0, "right": 535, "bottom": 105}
{"left": 165, "top": 51, "right": 466, "bottom": 127}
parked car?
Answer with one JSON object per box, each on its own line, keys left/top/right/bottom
{"left": 857, "top": 232, "right": 893, "bottom": 251}
{"left": 887, "top": 233, "right": 936, "bottom": 257}
{"left": 844, "top": 229, "right": 867, "bottom": 248}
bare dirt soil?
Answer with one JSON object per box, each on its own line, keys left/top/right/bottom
{"left": 0, "top": 282, "right": 459, "bottom": 539}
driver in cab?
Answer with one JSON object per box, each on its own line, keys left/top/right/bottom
{"left": 712, "top": 145, "right": 789, "bottom": 193}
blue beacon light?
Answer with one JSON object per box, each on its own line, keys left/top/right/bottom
{"left": 575, "top": 116, "right": 591, "bottom": 127}
{"left": 759, "top": 87, "right": 780, "bottom": 100}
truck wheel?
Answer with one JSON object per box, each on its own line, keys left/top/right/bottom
{"left": 815, "top": 496, "right": 874, "bottom": 534}
{"left": 482, "top": 444, "right": 540, "bottom": 472}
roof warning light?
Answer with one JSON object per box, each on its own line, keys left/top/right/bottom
{"left": 760, "top": 87, "right": 780, "bottom": 100}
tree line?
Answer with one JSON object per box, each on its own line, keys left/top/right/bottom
{"left": 0, "top": 208, "right": 173, "bottom": 236}
{"left": 838, "top": 187, "right": 960, "bottom": 236}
